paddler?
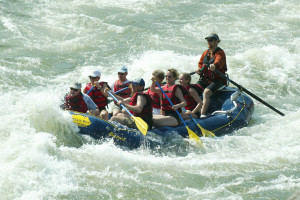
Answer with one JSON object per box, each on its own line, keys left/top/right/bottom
{"left": 83, "top": 70, "right": 110, "bottom": 120}
{"left": 179, "top": 73, "right": 203, "bottom": 119}
{"left": 196, "top": 33, "right": 227, "bottom": 118}
{"left": 146, "top": 70, "right": 165, "bottom": 115}
{"left": 63, "top": 82, "right": 100, "bottom": 115}
{"left": 150, "top": 69, "right": 187, "bottom": 127}
{"left": 110, "top": 66, "right": 132, "bottom": 117}
{"left": 110, "top": 78, "right": 153, "bottom": 130}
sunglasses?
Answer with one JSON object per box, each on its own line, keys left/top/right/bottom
{"left": 70, "top": 88, "right": 79, "bottom": 92}
{"left": 165, "top": 75, "right": 172, "bottom": 78}
{"left": 207, "top": 39, "right": 215, "bottom": 43}
{"left": 89, "top": 76, "right": 98, "bottom": 79}
{"left": 118, "top": 72, "right": 125, "bottom": 75}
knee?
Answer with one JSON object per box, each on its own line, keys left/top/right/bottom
{"left": 203, "top": 89, "right": 212, "bottom": 98}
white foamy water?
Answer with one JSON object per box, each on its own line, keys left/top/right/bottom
{"left": 0, "top": 0, "right": 299, "bottom": 199}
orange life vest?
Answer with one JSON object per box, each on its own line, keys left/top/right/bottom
{"left": 161, "top": 84, "right": 184, "bottom": 111}
{"left": 129, "top": 92, "right": 153, "bottom": 130}
{"left": 146, "top": 88, "right": 160, "bottom": 109}
{"left": 184, "top": 84, "right": 203, "bottom": 111}
{"left": 200, "top": 47, "right": 227, "bottom": 85}
{"left": 64, "top": 93, "right": 88, "bottom": 113}
{"left": 114, "top": 80, "right": 131, "bottom": 98}
{"left": 84, "top": 82, "right": 108, "bottom": 109}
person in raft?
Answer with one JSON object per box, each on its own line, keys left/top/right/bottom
{"left": 179, "top": 73, "right": 203, "bottom": 119}
{"left": 150, "top": 69, "right": 187, "bottom": 127}
{"left": 110, "top": 66, "right": 132, "bottom": 117}
{"left": 83, "top": 70, "right": 110, "bottom": 121}
{"left": 110, "top": 78, "right": 153, "bottom": 130}
{"left": 63, "top": 82, "right": 100, "bottom": 115}
{"left": 196, "top": 33, "right": 227, "bottom": 118}
{"left": 146, "top": 70, "right": 165, "bottom": 115}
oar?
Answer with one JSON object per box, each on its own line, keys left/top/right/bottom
{"left": 107, "top": 91, "right": 148, "bottom": 135}
{"left": 114, "top": 83, "right": 132, "bottom": 94}
{"left": 86, "top": 86, "right": 94, "bottom": 95}
{"left": 155, "top": 81, "right": 204, "bottom": 146}
{"left": 181, "top": 107, "right": 215, "bottom": 137}
{"left": 213, "top": 69, "right": 285, "bottom": 116}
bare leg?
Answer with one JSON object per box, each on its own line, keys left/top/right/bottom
{"left": 113, "top": 108, "right": 121, "bottom": 117}
{"left": 181, "top": 112, "right": 198, "bottom": 120}
{"left": 201, "top": 88, "right": 212, "bottom": 115}
{"left": 100, "top": 109, "right": 109, "bottom": 121}
{"left": 110, "top": 113, "right": 135, "bottom": 128}
{"left": 153, "top": 115, "right": 178, "bottom": 127}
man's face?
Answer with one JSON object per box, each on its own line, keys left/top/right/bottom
{"left": 89, "top": 76, "right": 100, "bottom": 83}
{"left": 118, "top": 72, "right": 127, "bottom": 79}
{"left": 70, "top": 88, "right": 80, "bottom": 97}
{"left": 207, "top": 38, "right": 217, "bottom": 49}
{"left": 132, "top": 84, "right": 142, "bottom": 94}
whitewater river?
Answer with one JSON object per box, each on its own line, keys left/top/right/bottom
{"left": 0, "top": 0, "right": 299, "bottom": 199}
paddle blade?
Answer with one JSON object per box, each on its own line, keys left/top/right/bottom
{"left": 133, "top": 116, "right": 148, "bottom": 136}
{"left": 186, "top": 126, "right": 204, "bottom": 147}
{"left": 197, "top": 124, "right": 215, "bottom": 137}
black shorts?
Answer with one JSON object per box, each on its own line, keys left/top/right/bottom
{"left": 194, "top": 112, "right": 201, "bottom": 118}
{"left": 197, "top": 79, "right": 224, "bottom": 93}
{"left": 164, "top": 110, "right": 181, "bottom": 125}
{"left": 99, "top": 107, "right": 107, "bottom": 112}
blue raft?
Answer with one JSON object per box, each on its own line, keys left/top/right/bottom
{"left": 70, "top": 87, "right": 254, "bottom": 149}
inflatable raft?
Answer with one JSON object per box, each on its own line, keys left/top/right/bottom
{"left": 70, "top": 87, "right": 254, "bottom": 149}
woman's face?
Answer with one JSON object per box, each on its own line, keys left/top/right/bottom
{"left": 165, "top": 71, "right": 175, "bottom": 84}
{"left": 179, "top": 74, "right": 189, "bottom": 85}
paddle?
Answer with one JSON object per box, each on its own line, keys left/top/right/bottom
{"left": 107, "top": 90, "right": 148, "bottom": 135}
{"left": 212, "top": 69, "right": 285, "bottom": 116}
{"left": 181, "top": 107, "right": 215, "bottom": 137}
{"left": 114, "top": 83, "right": 132, "bottom": 94}
{"left": 86, "top": 86, "right": 94, "bottom": 95}
{"left": 155, "top": 81, "right": 204, "bottom": 146}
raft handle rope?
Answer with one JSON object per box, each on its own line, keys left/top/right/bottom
{"left": 211, "top": 90, "right": 241, "bottom": 116}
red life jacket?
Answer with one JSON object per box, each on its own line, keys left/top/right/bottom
{"left": 161, "top": 84, "right": 184, "bottom": 111}
{"left": 146, "top": 88, "right": 160, "bottom": 109}
{"left": 64, "top": 93, "right": 88, "bottom": 113}
{"left": 114, "top": 80, "right": 131, "bottom": 98}
{"left": 84, "top": 82, "right": 107, "bottom": 109}
{"left": 129, "top": 92, "right": 153, "bottom": 130}
{"left": 184, "top": 84, "right": 203, "bottom": 111}
{"left": 200, "top": 47, "right": 227, "bottom": 85}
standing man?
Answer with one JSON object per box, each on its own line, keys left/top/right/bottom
{"left": 196, "top": 33, "right": 227, "bottom": 118}
{"left": 63, "top": 82, "right": 100, "bottom": 116}
{"left": 83, "top": 70, "right": 110, "bottom": 120}
{"left": 110, "top": 66, "right": 131, "bottom": 117}
{"left": 110, "top": 78, "right": 153, "bottom": 130}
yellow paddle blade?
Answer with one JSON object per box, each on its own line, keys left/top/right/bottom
{"left": 197, "top": 124, "right": 215, "bottom": 137}
{"left": 186, "top": 126, "right": 204, "bottom": 147}
{"left": 132, "top": 116, "right": 148, "bottom": 136}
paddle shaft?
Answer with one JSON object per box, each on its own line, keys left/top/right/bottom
{"left": 107, "top": 91, "right": 134, "bottom": 117}
{"left": 155, "top": 81, "right": 187, "bottom": 126}
{"left": 182, "top": 107, "right": 199, "bottom": 125}
{"left": 114, "top": 87, "right": 129, "bottom": 94}
{"left": 86, "top": 86, "right": 94, "bottom": 95}
{"left": 213, "top": 69, "right": 285, "bottom": 116}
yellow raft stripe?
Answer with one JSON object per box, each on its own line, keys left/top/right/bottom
{"left": 70, "top": 111, "right": 136, "bottom": 133}
{"left": 211, "top": 94, "right": 246, "bottom": 133}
